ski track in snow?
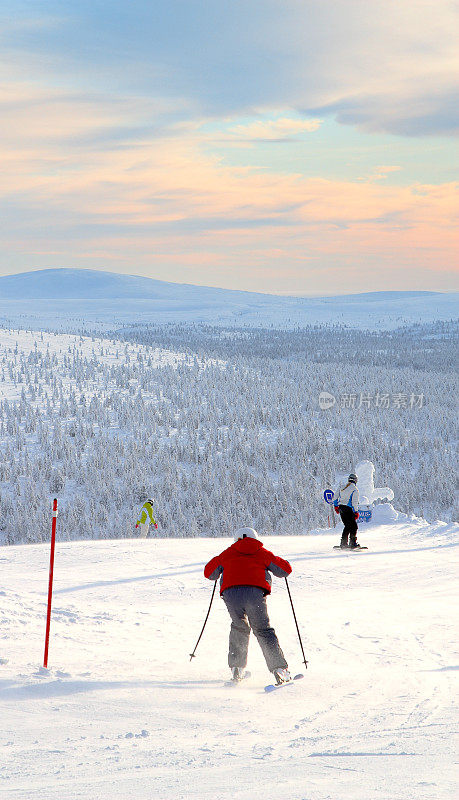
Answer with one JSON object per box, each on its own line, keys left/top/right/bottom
{"left": 0, "top": 523, "right": 457, "bottom": 800}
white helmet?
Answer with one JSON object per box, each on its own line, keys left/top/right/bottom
{"left": 234, "top": 527, "right": 258, "bottom": 541}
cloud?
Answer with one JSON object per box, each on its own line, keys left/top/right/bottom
{"left": 228, "top": 117, "right": 322, "bottom": 141}
{"left": 358, "top": 165, "right": 403, "bottom": 183}
{"left": 0, "top": 1, "right": 457, "bottom": 291}
{"left": 312, "top": 86, "right": 459, "bottom": 138}
{"left": 1, "top": 0, "right": 457, "bottom": 137}
{"left": 0, "top": 103, "right": 456, "bottom": 291}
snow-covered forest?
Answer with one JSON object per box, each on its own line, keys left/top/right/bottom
{"left": 0, "top": 321, "right": 457, "bottom": 545}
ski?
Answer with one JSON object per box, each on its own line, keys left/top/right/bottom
{"left": 264, "top": 673, "right": 304, "bottom": 693}
{"left": 224, "top": 670, "right": 251, "bottom": 686}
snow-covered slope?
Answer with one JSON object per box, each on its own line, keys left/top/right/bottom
{"left": 0, "top": 325, "right": 456, "bottom": 542}
{"left": 1, "top": 522, "right": 457, "bottom": 800}
{"left": 0, "top": 269, "right": 456, "bottom": 331}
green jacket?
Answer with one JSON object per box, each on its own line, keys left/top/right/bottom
{"left": 136, "top": 501, "right": 157, "bottom": 526}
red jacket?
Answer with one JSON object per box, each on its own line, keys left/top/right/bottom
{"left": 204, "top": 537, "right": 292, "bottom": 595}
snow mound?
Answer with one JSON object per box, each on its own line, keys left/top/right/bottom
{"left": 370, "top": 503, "right": 403, "bottom": 524}
{"left": 356, "top": 460, "right": 394, "bottom": 505}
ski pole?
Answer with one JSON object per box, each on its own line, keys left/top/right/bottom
{"left": 285, "top": 577, "right": 308, "bottom": 669}
{"left": 189, "top": 579, "right": 218, "bottom": 661}
{"left": 44, "top": 498, "right": 58, "bottom": 669}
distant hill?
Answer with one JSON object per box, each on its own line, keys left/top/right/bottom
{"left": 0, "top": 268, "right": 236, "bottom": 300}
{"left": 0, "top": 268, "right": 442, "bottom": 301}
{"left": 0, "top": 269, "right": 456, "bottom": 332}
{"left": 319, "top": 290, "right": 440, "bottom": 303}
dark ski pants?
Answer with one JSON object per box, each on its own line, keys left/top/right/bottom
{"left": 339, "top": 505, "right": 358, "bottom": 547}
{"left": 222, "top": 585, "right": 288, "bottom": 673}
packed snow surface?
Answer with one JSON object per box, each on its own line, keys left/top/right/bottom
{"left": 1, "top": 521, "right": 457, "bottom": 799}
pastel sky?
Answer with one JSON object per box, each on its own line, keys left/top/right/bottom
{"left": 1, "top": 0, "right": 458, "bottom": 294}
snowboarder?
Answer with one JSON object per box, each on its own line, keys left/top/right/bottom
{"left": 204, "top": 527, "right": 292, "bottom": 684}
{"left": 334, "top": 473, "right": 360, "bottom": 548}
{"left": 135, "top": 499, "right": 158, "bottom": 538}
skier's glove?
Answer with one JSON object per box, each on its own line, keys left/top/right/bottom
{"left": 154, "top": 522, "right": 158, "bottom": 529}
{"left": 135, "top": 523, "right": 139, "bottom": 528}
{"left": 354, "top": 512, "right": 359, "bottom": 519}
{"left": 334, "top": 506, "right": 340, "bottom": 514}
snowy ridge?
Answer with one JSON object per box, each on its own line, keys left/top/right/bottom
{"left": 1, "top": 522, "right": 457, "bottom": 799}
{"left": 0, "top": 269, "right": 456, "bottom": 331}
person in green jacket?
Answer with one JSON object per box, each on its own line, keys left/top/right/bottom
{"left": 135, "top": 499, "right": 158, "bottom": 538}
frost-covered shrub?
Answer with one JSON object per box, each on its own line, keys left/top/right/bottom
{"left": 50, "top": 470, "right": 65, "bottom": 495}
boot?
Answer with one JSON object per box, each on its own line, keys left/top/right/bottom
{"left": 349, "top": 538, "right": 360, "bottom": 549}
{"left": 273, "top": 668, "right": 291, "bottom": 685}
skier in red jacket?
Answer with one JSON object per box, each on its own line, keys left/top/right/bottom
{"left": 204, "top": 527, "right": 292, "bottom": 684}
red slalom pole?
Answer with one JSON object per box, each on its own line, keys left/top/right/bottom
{"left": 43, "top": 498, "right": 58, "bottom": 669}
